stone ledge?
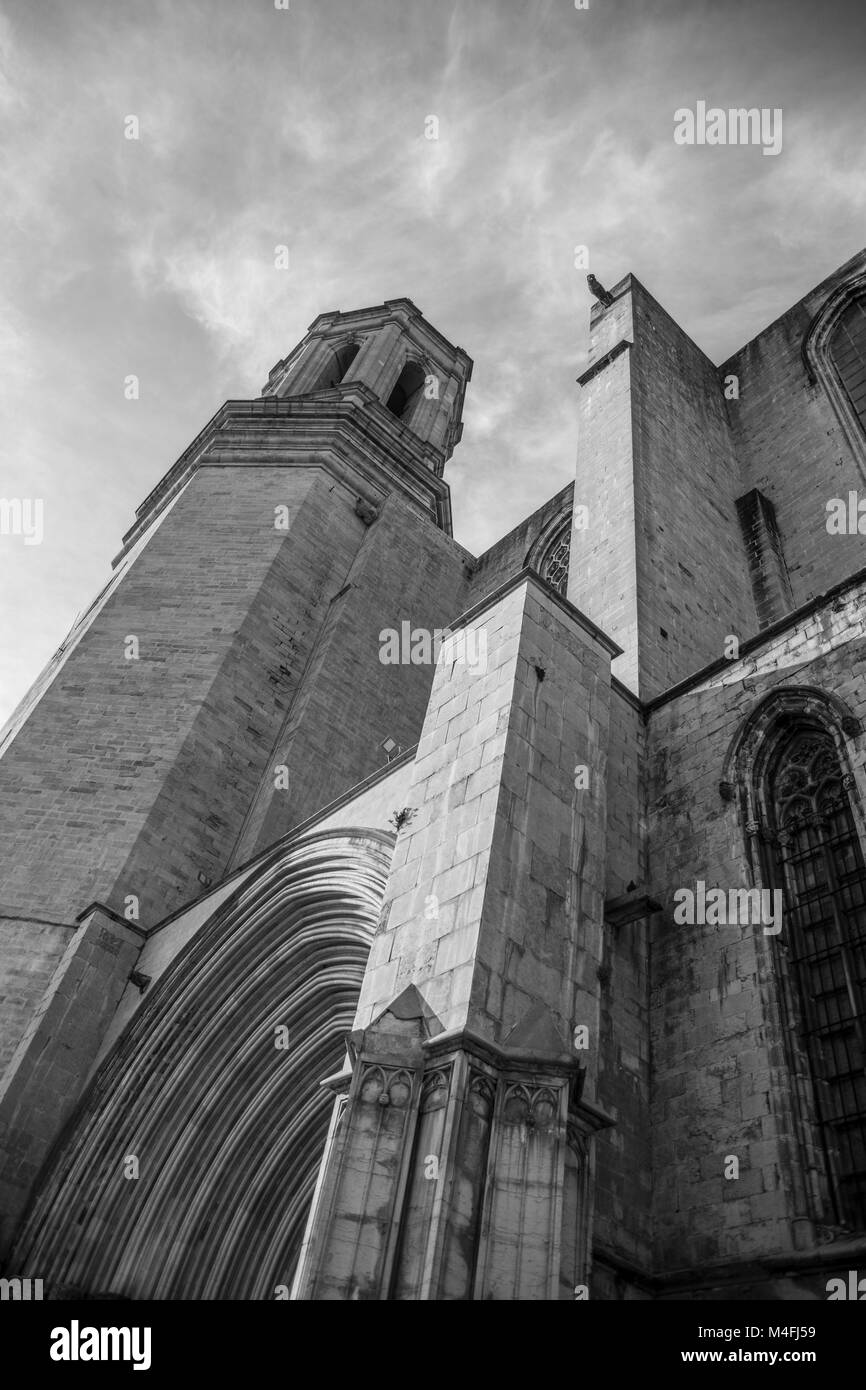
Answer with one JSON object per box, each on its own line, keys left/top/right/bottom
{"left": 605, "top": 893, "right": 663, "bottom": 927}
{"left": 75, "top": 901, "right": 147, "bottom": 941}
{"left": 446, "top": 566, "right": 623, "bottom": 659}
{"left": 646, "top": 564, "right": 866, "bottom": 714}
{"left": 576, "top": 336, "right": 632, "bottom": 386}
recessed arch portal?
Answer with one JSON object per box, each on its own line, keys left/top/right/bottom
{"left": 10, "top": 829, "right": 391, "bottom": 1299}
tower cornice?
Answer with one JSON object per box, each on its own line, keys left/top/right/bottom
{"left": 114, "top": 391, "right": 456, "bottom": 565}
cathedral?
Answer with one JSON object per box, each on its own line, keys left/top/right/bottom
{"left": 1, "top": 248, "right": 865, "bottom": 1301}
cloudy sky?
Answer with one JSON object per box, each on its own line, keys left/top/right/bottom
{"left": 1, "top": 0, "right": 864, "bottom": 725}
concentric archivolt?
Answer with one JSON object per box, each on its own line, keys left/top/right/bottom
{"left": 11, "top": 829, "right": 391, "bottom": 1299}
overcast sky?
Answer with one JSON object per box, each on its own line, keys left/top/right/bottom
{"left": 1, "top": 0, "right": 864, "bottom": 725}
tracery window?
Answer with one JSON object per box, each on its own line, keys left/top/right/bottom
{"left": 541, "top": 521, "right": 571, "bottom": 597}
{"left": 767, "top": 728, "right": 866, "bottom": 1228}
{"left": 830, "top": 294, "right": 866, "bottom": 438}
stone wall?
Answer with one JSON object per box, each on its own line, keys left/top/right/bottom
{"left": 629, "top": 278, "right": 756, "bottom": 696}
{"left": 646, "top": 577, "right": 866, "bottom": 1275}
{"left": 234, "top": 489, "right": 470, "bottom": 861}
{"left": 723, "top": 247, "right": 866, "bottom": 609}
{"left": 570, "top": 287, "right": 641, "bottom": 694}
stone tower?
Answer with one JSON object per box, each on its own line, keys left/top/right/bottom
{"left": 0, "top": 300, "right": 473, "bottom": 1268}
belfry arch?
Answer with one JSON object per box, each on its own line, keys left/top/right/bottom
{"left": 9, "top": 829, "right": 391, "bottom": 1299}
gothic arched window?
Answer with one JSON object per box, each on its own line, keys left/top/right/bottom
{"left": 803, "top": 278, "right": 866, "bottom": 473}
{"left": 540, "top": 521, "right": 571, "bottom": 597}
{"left": 766, "top": 727, "right": 866, "bottom": 1229}
{"left": 829, "top": 294, "right": 866, "bottom": 438}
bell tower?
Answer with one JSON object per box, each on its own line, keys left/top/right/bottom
{"left": 0, "top": 301, "right": 473, "bottom": 1258}
{"left": 263, "top": 297, "right": 470, "bottom": 481}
